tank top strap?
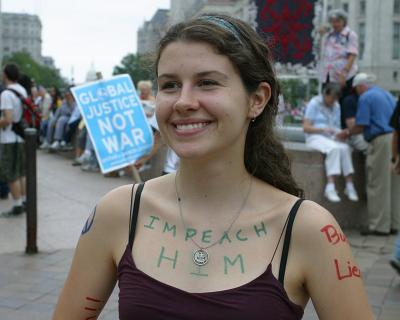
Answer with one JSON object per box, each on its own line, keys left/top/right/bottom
{"left": 269, "top": 198, "right": 304, "bottom": 284}
{"left": 128, "top": 182, "right": 145, "bottom": 249}
{"left": 278, "top": 199, "right": 304, "bottom": 285}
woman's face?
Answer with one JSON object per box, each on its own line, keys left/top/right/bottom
{"left": 323, "top": 93, "right": 338, "bottom": 107}
{"left": 155, "top": 41, "right": 254, "bottom": 160}
{"left": 330, "top": 17, "right": 345, "bottom": 33}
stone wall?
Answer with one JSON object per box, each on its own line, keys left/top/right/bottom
{"left": 284, "top": 141, "right": 367, "bottom": 230}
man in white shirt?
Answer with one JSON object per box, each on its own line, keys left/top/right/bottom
{"left": 0, "top": 64, "right": 27, "bottom": 216}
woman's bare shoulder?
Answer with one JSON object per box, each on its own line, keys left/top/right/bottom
{"left": 85, "top": 184, "right": 135, "bottom": 238}
{"left": 97, "top": 184, "right": 134, "bottom": 214}
{"left": 295, "top": 200, "right": 338, "bottom": 233}
{"left": 290, "top": 199, "right": 346, "bottom": 257}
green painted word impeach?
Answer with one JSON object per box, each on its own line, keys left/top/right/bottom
{"left": 143, "top": 215, "right": 267, "bottom": 245}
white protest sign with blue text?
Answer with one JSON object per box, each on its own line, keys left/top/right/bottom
{"left": 71, "top": 74, "right": 153, "bottom": 173}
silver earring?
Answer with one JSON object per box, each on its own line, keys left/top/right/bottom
{"left": 251, "top": 117, "right": 256, "bottom": 122}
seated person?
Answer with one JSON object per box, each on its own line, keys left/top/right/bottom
{"left": 80, "top": 134, "right": 99, "bottom": 173}
{"left": 40, "top": 87, "right": 76, "bottom": 150}
{"left": 62, "top": 100, "right": 81, "bottom": 150}
{"left": 37, "top": 86, "right": 53, "bottom": 142}
{"left": 72, "top": 122, "right": 88, "bottom": 166}
{"left": 303, "top": 83, "right": 358, "bottom": 202}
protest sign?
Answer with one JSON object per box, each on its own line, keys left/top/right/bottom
{"left": 71, "top": 74, "right": 153, "bottom": 173}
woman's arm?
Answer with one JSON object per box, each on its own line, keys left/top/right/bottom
{"left": 295, "top": 202, "right": 374, "bottom": 319}
{"left": 52, "top": 185, "right": 131, "bottom": 319}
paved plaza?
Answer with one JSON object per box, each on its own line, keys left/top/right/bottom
{"left": 0, "top": 151, "right": 399, "bottom": 319}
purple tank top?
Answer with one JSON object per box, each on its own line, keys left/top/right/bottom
{"left": 118, "top": 183, "right": 304, "bottom": 319}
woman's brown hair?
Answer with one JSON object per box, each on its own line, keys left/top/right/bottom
{"left": 155, "top": 14, "right": 303, "bottom": 197}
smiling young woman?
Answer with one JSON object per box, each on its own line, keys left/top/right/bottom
{"left": 53, "top": 14, "right": 374, "bottom": 320}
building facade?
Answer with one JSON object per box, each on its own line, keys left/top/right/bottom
{"left": 137, "top": 9, "right": 169, "bottom": 55}
{"left": 169, "top": 0, "right": 198, "bottom": 25}
{"left": 137, "top": 0, "right": 399, "bottom": 93}
{"left": 137, "top": 0, "right": 255, "bottom": 55}
{"left": 169, "top": 0, "right": 254, "bottom": 25}
{"left": 1, "top": 12, "right": 42, "bottom": 62}
{"left": 41, "top": 56, "right": 55, "bottom": 68}
{"left": 328, "top": 0, "right": 400, "bottom": 93}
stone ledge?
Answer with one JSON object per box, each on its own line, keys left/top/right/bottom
{"left": 284, "top": 141, "right": 367, "bottom": 229}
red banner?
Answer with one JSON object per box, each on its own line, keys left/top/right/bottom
{"left": 256, "top": 0, "right": 317, "bottom": 65}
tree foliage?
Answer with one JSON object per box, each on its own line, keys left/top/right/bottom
{"left": 279, "top": 78, "right": 318, "bottom": 107}
{"left": 113, "top": 53, "right": 154, "bottom": 86}
{"left": 2, "top": 51, "right": 67, "bottom": 88}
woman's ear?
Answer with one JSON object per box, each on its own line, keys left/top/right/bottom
{"left": 248, "top": 82, "right": 271, "bottom": 119}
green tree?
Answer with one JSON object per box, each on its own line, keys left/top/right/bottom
{"left": 2, "top": 51, "right": 67, "bottom": 88}
{"left": 279, "top": 78, "right": 318, "bottom": 107}
{"left": 113, "top": 53, "right": 154, "bottom": 85}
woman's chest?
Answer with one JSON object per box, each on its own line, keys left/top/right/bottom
{"left": 325, "top": 35, "right": 349, "bottom": 56}
{"left": 132, "top": 217, "right": 275, "bottom": 293}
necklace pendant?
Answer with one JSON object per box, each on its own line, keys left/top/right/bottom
{"left": 193, "top": 249, "right": 209, "bottom": 266}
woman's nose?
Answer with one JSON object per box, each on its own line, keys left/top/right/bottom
{"left": 173, "top": 85, "right": 199, "bottom": 113}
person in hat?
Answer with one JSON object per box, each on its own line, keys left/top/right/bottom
{"left": 350, "top": 73, "right": 400, "bottom": 235}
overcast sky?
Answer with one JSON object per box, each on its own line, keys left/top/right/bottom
{"left": 2, "top": 0, "right": 170, "bottom": 84}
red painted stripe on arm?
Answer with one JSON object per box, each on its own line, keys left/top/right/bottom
{"left": 86, "top": 296, "right": 102, "bottom": 303}
{"left": 84, "top": 307, "right": 97, "bottom": 311}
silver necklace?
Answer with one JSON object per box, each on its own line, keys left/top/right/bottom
{"left": 174, "top": 172, "right": 252, "bottom": 267}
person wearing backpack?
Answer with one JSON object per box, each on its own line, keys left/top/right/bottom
{"left": 0, "top": 63, "right": 27, "bottom": 217}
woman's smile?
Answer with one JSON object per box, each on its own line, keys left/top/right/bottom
{"left": 172, "top": 119, "right": 214, "bottom": 137}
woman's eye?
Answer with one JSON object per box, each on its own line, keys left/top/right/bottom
{"left": 160, "top": 82, "right": 180, "bottom": 91}
{"left": 199, "top": 79, "right": 218, "bottom": 87}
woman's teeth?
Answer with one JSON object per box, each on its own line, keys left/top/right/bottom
{"left": 176, "top": 123, "right": 208, "bottom": 130}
